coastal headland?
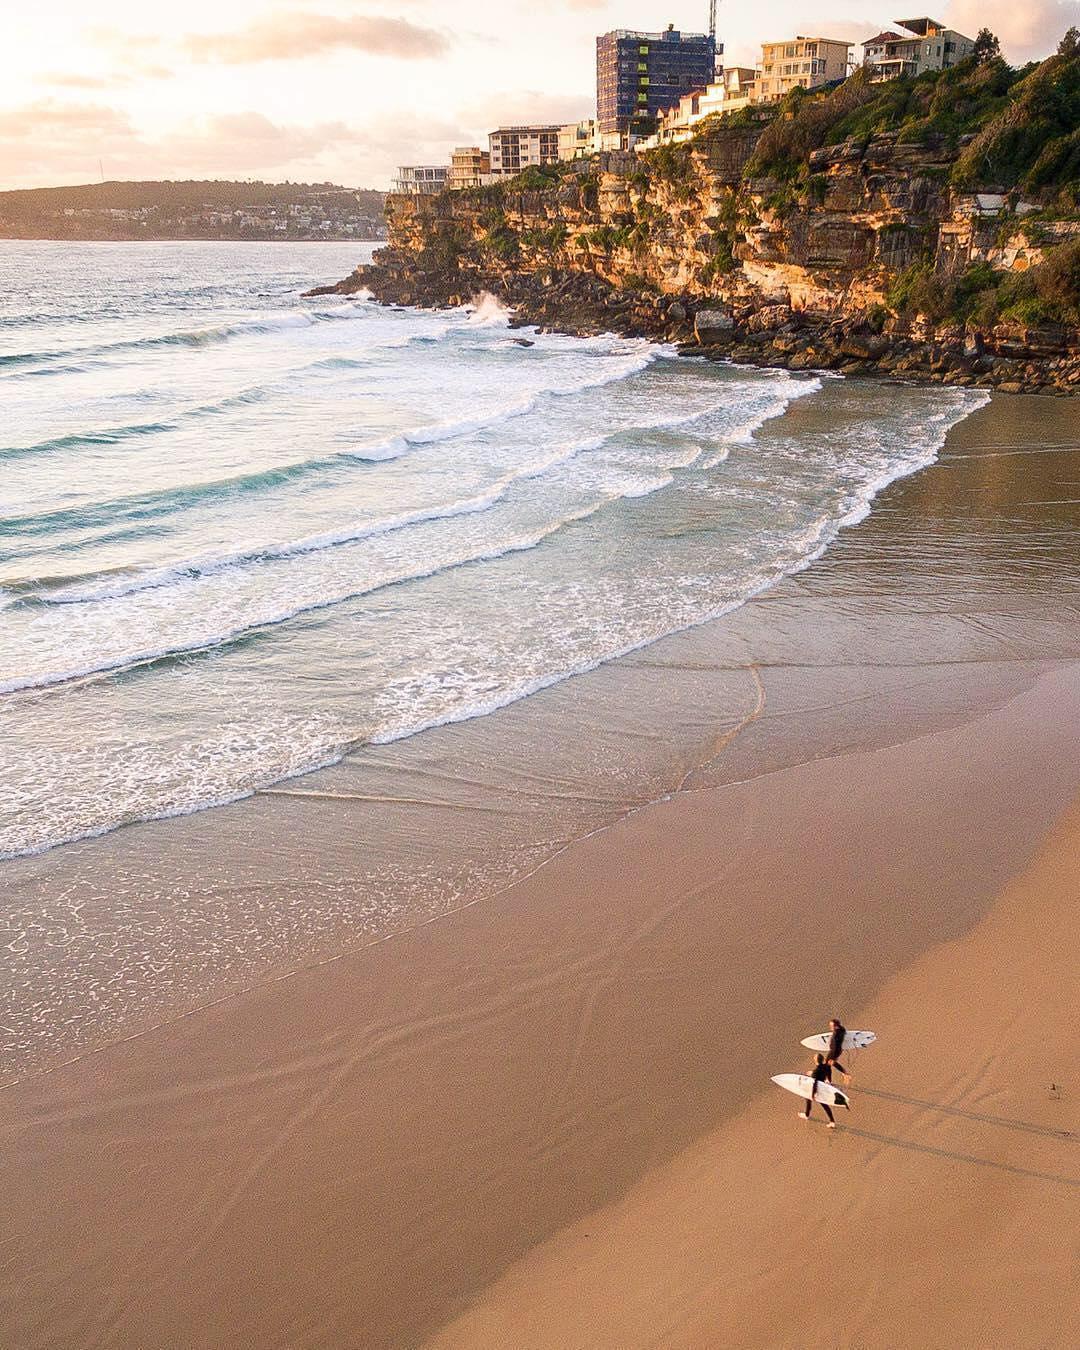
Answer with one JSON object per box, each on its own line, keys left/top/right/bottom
{"left": 0, "top": 181, "right": 387, "bottom": 243}
{"left": 2, "top": 394, "right": 1078, "bottom": 1347}
{"left": 316, "top": 55, "right": 1080, "bottom": 394}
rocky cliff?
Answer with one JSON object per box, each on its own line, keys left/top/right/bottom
{"left": 318, "top": 58, "right": 1080, "bottom": 393}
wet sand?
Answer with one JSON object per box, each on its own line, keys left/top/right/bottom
{"left": 429, "top": 788, "right": 1080, "bottom": 1350}
{"left": 2, "top": 393, "right": 1079, "bottom": 1348}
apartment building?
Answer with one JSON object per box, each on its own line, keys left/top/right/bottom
{"left": 755, "top": 36, "right": 852, "bottom": 103}
{"left": 715, "top": 65, "right": 759, "bottom": 111}
{"left": 862, "top": 18, "right": 974, "bottom": 81}
{"left": 639, "top": 67, "right": 759, "bottom": 149}
{"left": 487, "top": 126, "right": 562, "bottom": 176}
{"left": 448, "top": 146, "right": 490, "bottom": 190}
{"left": 596, "top": 26, "right": 719, "bottom": 144}
{"left": 558, "top": 119, "right": 597, "bottom": 161}
{"left": 392, "top": 166, "right": 448, "bottom": 195}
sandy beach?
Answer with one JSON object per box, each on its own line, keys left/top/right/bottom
{"left": 429, "top": 786, "right": 1080, "bottom": 1350}
{"left": 2, "top": 391, "right": 1079, "bottom": 1349}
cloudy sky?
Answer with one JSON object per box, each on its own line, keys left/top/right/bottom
{"left": 3, "top": 0, "right": 1078, "bottom": 189}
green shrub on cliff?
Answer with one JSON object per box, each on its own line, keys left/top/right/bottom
{"left": 747, "top": 46, "right": 1078, "bottom": 198}
{"left": 521, "top": 223, "right": 569, "bottom": 253}
{"left": 483, "top": 223, "right": 520, "bottom": 263}
{"left": 888, "top": 239, "right": 1080, "bottom": 325}
{"left": 417, "top": 226, "right": 464, "bottom": 273}
{"left": 952, "top": 50, "right": 1080, "bottom": 191}
{"left": 745, "top": 68, "right": 880, "bottom": 181}
{"left": 508, "top": 165, "right": 563, "bottom": 191}
{"left": 579, "top": 224, "right": 634, "bottom": 253}
{"left": 645, "top": 144, "right": 693, "bottom": 182}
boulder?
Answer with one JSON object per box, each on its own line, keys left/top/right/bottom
{"left": 694, "top": 308, "right": 735, "bottom": 342}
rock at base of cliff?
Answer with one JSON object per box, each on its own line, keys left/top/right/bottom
{"left": 695, "top": 309, "right": 735, "bottom": 343}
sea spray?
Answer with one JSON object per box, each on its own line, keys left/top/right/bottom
{"left": 0, "top": 243, "right": 988, "bottom": 859}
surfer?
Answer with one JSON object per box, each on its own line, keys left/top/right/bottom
{"left": 801, "top": 1054, "right": 837, "bottom": 1128}
{"left": 826, "top": 1017, "right": 851, "bottom": 1082}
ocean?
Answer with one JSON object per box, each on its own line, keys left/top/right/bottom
{"left": 0, "top": 241, "right": 987, "bottom": 862}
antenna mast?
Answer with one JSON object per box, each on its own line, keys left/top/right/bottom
{"left": 708, "top": 1, "right": 720, "bottom": 74}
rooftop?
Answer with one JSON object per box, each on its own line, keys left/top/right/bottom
{"left": 894, "top": 18, "right": 945, "bottom": 37}
{"left": 765, "top": 35, "right": 854, "bottom": 46}
{"left": 865, "top": 31, "right": 910, "bottom": 45}
{"left": 603, "top": 29, "right": 712, "bottom": 43}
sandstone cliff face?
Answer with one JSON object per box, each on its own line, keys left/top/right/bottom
{"left": 327, "top": 123, "right": 1079, "bottom": 392}
{"left": 377, "top": 127, "right": 1073, "bottom": 313}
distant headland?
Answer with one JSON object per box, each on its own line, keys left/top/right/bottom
{"left": 0, "top": 180, "right": 386, "bottom": 242}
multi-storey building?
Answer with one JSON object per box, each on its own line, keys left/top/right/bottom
{"left": 755, "top": 36, "right": 852, "bottom": 103}
{"left": 448, "top": 147, "right": 491, "bottom": 190}
{"left": 596, "top": 26, "right": 719, "bottom": 145}
{"left": 392, "top": 166, "right": 448, "bottom": 195}
{"left": 558, "top": 119, "right": 597, "bottom": 161}
{"left": 487, "top": 126, "right": 562, "bottom": 176}
{"left": 638, "top": 67, "right": 760, "bottom": 149}
{"left": 862, "top": 18, "right": 974, "bottom": 81}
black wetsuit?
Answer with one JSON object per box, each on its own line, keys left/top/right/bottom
{"left": 827, "top": 1024, "right": 848, "bottom": 1077}
{"left": 804, "top": 1061, "right": 834, "bottom": 1122}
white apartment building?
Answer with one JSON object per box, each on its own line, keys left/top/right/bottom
{"left": 448, "top": 147, "right": 490, "bottom": 190}
{"left": 487, "top": 126, "right": 562, "bottom": 176}
{"left": 640, "top": 66, "right": 760, "bottom": 147}
{"left": 392, "top": 166, "right": 448, "bottom": 195}
{"left": 756, "top": 36, "right": 852, "bottom": 103}
{"left": 862, "top": 18, "right": 974, "bottom": 81}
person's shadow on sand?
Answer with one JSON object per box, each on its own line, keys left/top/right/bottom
{"left": 840, "top": 1126, "right": 1079, "bottom": 1188}
{"left": 856, "top": 1085, "right": 1075, "bottom": 1141}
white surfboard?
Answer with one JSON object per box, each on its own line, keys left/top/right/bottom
{"left": 800, "top": 1030, "right": 876, "bottom": 1054}
{"left": 771, "top": 1073, "right": 850, "bottom": 1108}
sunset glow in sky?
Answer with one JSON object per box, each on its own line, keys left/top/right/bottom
{"left": 4, "top": 0, "right": 1078, "bottom": 190}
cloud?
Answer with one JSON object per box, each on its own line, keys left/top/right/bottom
{"left": 945, "top": 0, "right": 1080, "bottom": 60}
{"left": 0, "top": 101, "right": 141, "bottom": 188}
{"left": 0, "top": 100, "right": 133, "bottom": 138}
{"left": 0, "top": 99, "right": 466, "bottom": 191}
{"left": 184, "top": 12, "right": 450, "bottom": 64}
{"left": 42, "top": 73, "right": 118, "bottom": 91}
{"left": 457, "top": 90, "right": 594, "bottom": 131}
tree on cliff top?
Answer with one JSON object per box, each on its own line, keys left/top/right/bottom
{"left": 973, "top": 29, "right": 1002, "bottom": 64}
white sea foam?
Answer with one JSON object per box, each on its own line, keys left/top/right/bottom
{"left": 0, "top": 263, "right": 992, "bottom": 862}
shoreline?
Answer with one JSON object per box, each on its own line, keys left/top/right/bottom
{"left": 4, "top": 667, "right": 1078, "bottom": 1348}
{"left": 2, "top": 392, "right": 1078, "bottom": 1347}
{"left": 3, "top": 387, "right": 1072, "bottom": 1080}
{"left": 317, "top": 266, "right": 1080, "bottom": 395}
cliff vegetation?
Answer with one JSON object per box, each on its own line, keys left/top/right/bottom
{"left": 325, "top": 38, "right": 1080, "bottom": 391}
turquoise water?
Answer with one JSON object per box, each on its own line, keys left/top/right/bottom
{"left": 0, "top": 241, "right": 986, "bottom": 858}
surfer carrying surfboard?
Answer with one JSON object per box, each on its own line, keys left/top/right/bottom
{"left": 826, "top": 1018, "right": 851, "bottom": 1082}
{"left": 801, "top": 1055, "right": 838, "bottom": 1128}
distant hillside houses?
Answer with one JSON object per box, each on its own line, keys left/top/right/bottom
{"left": 0, "top": 181, "right": 387, "bottom": 241}
{"left": 392, "top": 14, "right": 980, "bottom": 192}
